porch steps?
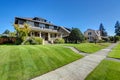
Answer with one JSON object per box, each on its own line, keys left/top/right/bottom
{"left": 44, "top": 41, "right": 51, "bottom": 45}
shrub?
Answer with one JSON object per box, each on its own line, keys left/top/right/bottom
{"left": 15, "top": 38, "right": 22, "bottom": 45}
{"left": 98, "top": 40, "right": 105, "bottom": 43}
{"left": 102, "top": 37, "right": 109, "bottom": 42}
{"left": 108, "top": 36, "right": 120, "bottom": 43}
{"left": 23, "top": 37, "right": 35, "bottom": 45}
{"left": 114, "top": 36, "right": 120, "bottom": 43}
{"left": 33, "top": 37, "right": 43, "bottom": 44}
{"left": 109, "top": 36, "right": 114, "bottom": 42}
{"left": 0, "top": 37, "right": 17, "bottom": 44}
{"left": 54, "top": 38, "right": 65, "bottom": 44}
{"left": 24, "top": 41, "right": 30, "bottom": 45}
{"left": 22, "top": 37, "right": 43, "bottom": 45}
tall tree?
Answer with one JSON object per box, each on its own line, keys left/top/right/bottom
{"left": 68, "top": 28, "right": 84, "bottom": 43}
{"left": 99, "top": 23, "right": 107, "bottom": 36}
{"left": 115, "top": 21, "right": 120, "bottom": 36}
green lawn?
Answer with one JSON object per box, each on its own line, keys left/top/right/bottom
{"left": 108, "top": 43, "right": 120, "bottom": 58}
{"left": 85, "top": 60, "right": 120, "bottom": 80}
{"left": 64, "top": 43, "right": 110, "bottom": 53}
{"left": 0, "top": 45, "right": 83, "bottom": 80}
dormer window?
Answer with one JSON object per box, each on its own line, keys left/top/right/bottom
{"left": 33, "top": 17, "right": 47, "bottom": 22}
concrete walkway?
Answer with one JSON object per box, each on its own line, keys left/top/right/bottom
{"left": 106, "top": 57, "right": 120, "bottom": 62}
{"left": 65, "top": 46, "right": 88, "bottom": 56}
{"left": 31, "top": 43, "right": 118, "bottom": 80}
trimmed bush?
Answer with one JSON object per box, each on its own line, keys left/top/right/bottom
{"left": 54, "top": 38, "right": 65, "bottom": 44}
{"left": 22, "top": 37, "right": 33, "bottom": 45}
{"left": 22, "top": 37, "right": 43, "bottom": 45}
{"left": 33, "top": 37, "right": 43, "bottom": 44}
{"left": 98, "top": 40, "right": 106, "bottom": 43}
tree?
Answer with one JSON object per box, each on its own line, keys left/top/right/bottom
{"left": 14, "top": 23, "right": 31, "bottom": 39}
{"left": 68, "top": 28, "right": 84, "bottom": 43}
{"left": 2, "top": 29, "right": 10, "bottom": 34}
{"left": 109, "top": 36, "right": 114, "bottom": 42}
{"left": 115, "top": 21, "right": 120, "bottom": 36}
{"left": 114, "top": 36, "right": 120, "bottom": 43}
{"left": 14, "top": 23, "right": 31, "bottom": 44}
{"left": 99, "top": 23, "right": 107, "bottom": 36}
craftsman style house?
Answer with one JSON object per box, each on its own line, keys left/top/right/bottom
{"left": 14, "top": 17, "right": 70, "bottom": 43}
{"left": 84, "top": 29, "right": 102, "bottom": 42}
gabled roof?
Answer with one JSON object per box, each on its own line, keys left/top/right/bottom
{"left": 59, "top": 27, "right": 71, "bottom": 34}
{"left": 85, "top": 29, "right": 101, "bottom": 37}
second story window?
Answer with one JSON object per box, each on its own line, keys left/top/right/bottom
{"left": 34, "top": 22, "right": 39, "bottom": 27}
{"left": 49, "top": 26, "right": 54, "bottom": 29}
{"left": 26, "top": 21, "right": 34, "bottom": 26}
{"left": 18, "top": 20, "right": 25, "bottom": 25}
{"left": 39, "top": 24, "right": 45, "bottom": 28}
{"left": 45, "top": 24, "right": 49, "bottom": 29}
{"left": 54, "top": 26, "right": 58, "bottom": 30}
{"left": 88, "top": 32, "right": 92, "bottom": 35}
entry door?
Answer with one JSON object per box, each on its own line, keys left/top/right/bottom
{"left": 45, "top": 33, "right": 48, "bottom": 40}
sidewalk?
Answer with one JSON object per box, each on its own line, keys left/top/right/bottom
{"left": 31, "top": 43, "right": 118, "bottom": 80}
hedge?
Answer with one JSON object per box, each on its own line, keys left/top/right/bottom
{"left": 54, "top": 38, "right": 65, "bottom": 44}
{"left": 0, "top": 37, "right": 16, "bottom": 44}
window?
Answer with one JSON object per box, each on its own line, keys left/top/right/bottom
{"left": 45, "top": 24, "right": 49, "bottom": 29}
{"left": 54, "top": 26, "right": 58, "bottom": 30}
{"left": 34, "top": 22, "right": 39, "bottom": 27}
{"left": 49, "top": 26, "right": 54, "bottom": 29}
{"left": 88, "top": 32, "right": 92, "bottom": 35}
{"left": 26, "top": 21, "right": 34, "bottom": 26}
{"left": 39, "top": 24, "right": 45, "bottom": 28}
{"left": 18, "top": 20, "right": 25, "bottom": 24}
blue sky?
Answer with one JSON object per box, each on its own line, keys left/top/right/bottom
{"left": 0, "top": 0, "right": 120, "bottom": 35}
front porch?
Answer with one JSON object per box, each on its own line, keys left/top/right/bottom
{"left": 30, "top": 31, "right": 62, "bottom": 41}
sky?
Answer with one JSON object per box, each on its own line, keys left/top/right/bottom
{"left": 0, "top": 0, "right": 120, "bottom": 36}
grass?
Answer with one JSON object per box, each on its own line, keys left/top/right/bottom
{"left": 85, "top": 60, "right": 120, "bottom": 80}
{"left": 108, "top": 43, "right": 120, "bottom": 58}
{"left": 0, "top": 45, "right": 83, "bottom": 80}
{"left": 63, "top": 43, "right": 110, "bottom": 53}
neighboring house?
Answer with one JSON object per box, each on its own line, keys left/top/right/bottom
{"left": 14, "top": 17, "right": 70, "bottom": 43}
{"left": 84, "top": 29, "right": 102, "bottom": 42}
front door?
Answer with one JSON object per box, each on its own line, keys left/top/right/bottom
{"left": 45, "top": 33, "right": 48, "bottom": 40}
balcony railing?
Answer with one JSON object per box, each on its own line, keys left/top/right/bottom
{"left": 19, "top": 25, "right": 58, "bottom": 33}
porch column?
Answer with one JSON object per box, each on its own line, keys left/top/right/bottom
{"left": 60, "top": 34, "right": 62, "bottom": 38}
{"left": 48, "top": 33, "right": 50, "bottom": 41}
{"left": 30, "top": 32, "right": 32, "bottom": 36}
{"left": 56, "top": 34, "right": 58, "bottom": 38}
{"left": 39, "top": 32, "right": 41, "bottom": 38}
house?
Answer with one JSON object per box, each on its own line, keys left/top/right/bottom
{"left": 14, "top": 17, "right": 70, "bottom": 43}
{"left": 84, "top": 29, "right": 102, "bottom": 42}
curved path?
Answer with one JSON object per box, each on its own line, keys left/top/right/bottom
{"left": 31, "top": 43, "right": 118, "bottom": 80}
